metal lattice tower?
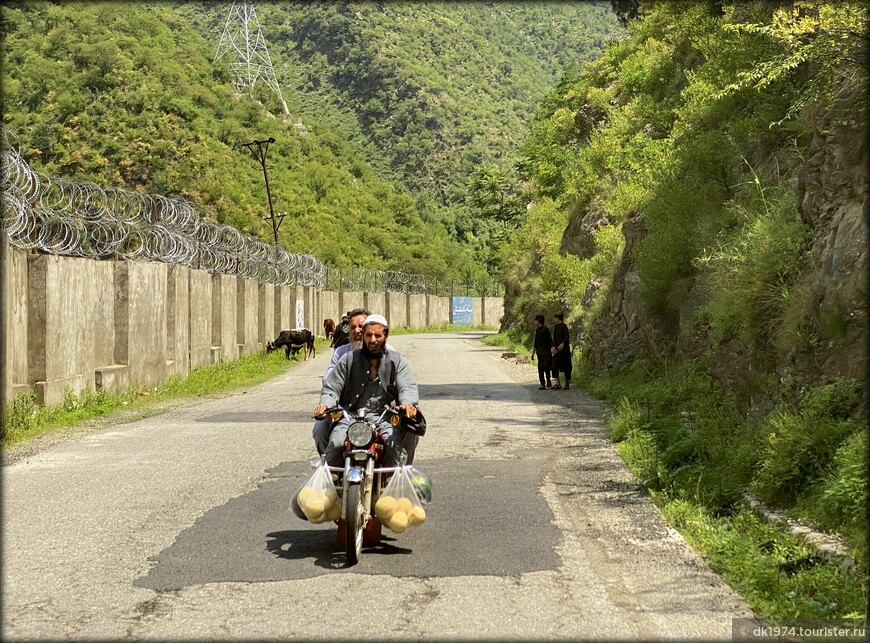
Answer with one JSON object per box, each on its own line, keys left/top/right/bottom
{"left": 214, "top": 2, "right": 289, "bottom": 114}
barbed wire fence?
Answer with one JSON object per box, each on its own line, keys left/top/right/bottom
{"left": 0, "top": 127, "right": 502, "bottom": 296}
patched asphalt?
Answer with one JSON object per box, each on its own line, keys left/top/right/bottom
{"left": 136, "top": 453, "right": 559, "bottom": 589}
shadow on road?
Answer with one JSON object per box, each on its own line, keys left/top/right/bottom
{"left": 265, "top": 529, "right": 412, "bottom": 570}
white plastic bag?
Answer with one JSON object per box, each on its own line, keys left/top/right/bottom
{"left": 291, "top": 461, "right": 340, "bottom": 524}
{"left": 374, "top": 466, "right": 426, "bottom": 533}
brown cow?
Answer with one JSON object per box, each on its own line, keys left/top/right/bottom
{"left": 323, "top": 318, "right": 336, "bottom": 340}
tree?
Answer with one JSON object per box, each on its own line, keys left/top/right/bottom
{"left": 467, "top": 166, "right": 526, "bottom": 237}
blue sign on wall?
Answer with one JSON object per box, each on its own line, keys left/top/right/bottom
{"left": 452, "top": 296, "right": 473, "bottom": 326}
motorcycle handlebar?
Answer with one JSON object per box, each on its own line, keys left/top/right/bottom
{"left": 312, "top": 404, "right": 408, "bottom": 422}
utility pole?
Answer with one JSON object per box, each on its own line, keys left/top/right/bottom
{"left": 239, "top": 137, "right": 283, "bottom": 244}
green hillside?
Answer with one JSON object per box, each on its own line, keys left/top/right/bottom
{"left": 496, "top": 0, "right": 868, "bottom": 616}
{"left": 174, "top": 1, "right": 622, "bottom": 260}
{"left": 1, "top": 1, "right": 621, "bottom": 280}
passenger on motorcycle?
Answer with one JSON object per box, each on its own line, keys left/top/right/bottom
{"left": 313, "top": 314, "right": 421, "bottom": 468}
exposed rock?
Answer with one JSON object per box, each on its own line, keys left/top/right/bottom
{"left": 560, "top": 208, "right": 614, "bottom": 259}
{"left": 573, "top": 110, "right": 867, "bottom": 397}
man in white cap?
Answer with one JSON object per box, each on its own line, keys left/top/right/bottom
{"left": 313, "top": 313, "right": 421, "bottom": 467}
{"left": 311, "top": 307, "right": 395, "bottom": 454}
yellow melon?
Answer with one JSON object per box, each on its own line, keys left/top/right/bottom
{"left": 389, "top": 510, "right": 408, "bottom": 533}
{"left": 408, "top": 505, "right": 427, "bottom": 526}
{"left": 299, "top": 487, "right": 326, "bottom": 518}
{"left": 375, "top": 495, "right": 396, "bottom": 521}
{"left": 323, "top": 488, "right": 339, "bottom": 509}
{"left": 325, "top": 501, "right": 342, "bottom": 522}
{"left": 307, "top": 510, "right": 326, "bottom": 524}
{"left": 395, "top": 497, "right": 413, "bottom": 514}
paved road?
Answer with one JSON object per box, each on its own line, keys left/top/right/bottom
{"left": 2, "top": 333, "right": 753, "bottom": 640}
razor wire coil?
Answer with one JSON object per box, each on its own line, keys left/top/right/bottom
{"left": 0, "top": 127, "right": 502, "bottom": 296}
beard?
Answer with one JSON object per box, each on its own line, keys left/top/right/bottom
{"left": 351, "top": 338, "right": 364, "bottom": 350}
{"left": 362, "top": 341, "right": 385, "bottom": 358}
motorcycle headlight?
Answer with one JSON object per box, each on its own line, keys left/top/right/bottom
{"left": 347, "top": 421, "right": 372, "bottom": 447}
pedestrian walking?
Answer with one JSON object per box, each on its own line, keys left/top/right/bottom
{"left": 551, "top": 312, "right": 572, "bottom": 390}
{"left": 530, "top": 314, "right": 553, "bottom": 390}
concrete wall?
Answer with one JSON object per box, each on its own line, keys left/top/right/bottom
{"left": 27, "top": 253, "right": 117, "bottom": 405}
{"left": 275, "top": 285, "right": 292, "bottom": 337}
{"left": 365, "top": 291, "right": 386, "bottom": 317}
{"left": 0, "top": 238, "right": 502, "bottom": 409}
{"left": 385, "top": 291, "right": 408, "bottom": 329}
{"left": 339, "top": 291, "right": 365, "bottom": 318}
{"left": 409, "top": 294, "right": 427, "bottom": 328}
{"left": 237, "top": 277, "right": 259, "bottom": 356}
{"left": 258, "top": 281, "right": 274, "bottom": 346}
{"left": 483, "top": 296, "right": 504, "bottom": 328}
{"left": 166, "top": 265, "right": 190, "bottom": 377}
{"left": 125, "top": 261, "right": 168, "bottom": 388}
{"left": 212, "top": 274, "right": 237, "bottom": 362}
{"left": 1, "top": 234, "right": 29, "bottom": 401}
{"left": 320, "top": 290, "right": 340, "bottom": 335}
{"left": 189, "top": 270, "right": 212, "bottom": 370}
{"left": 428, "top": 295, "right": 450, "bottom": 326}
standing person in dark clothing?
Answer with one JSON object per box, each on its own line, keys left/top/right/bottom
{"left": 530, "top": 314, "right": 553, "bottom": 390}
{"left": 551, "top": 312, "right": 572, "bottom": 390}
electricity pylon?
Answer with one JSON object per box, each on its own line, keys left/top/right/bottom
{"left": 214, "top": 2, "right": 289, "bottom": 115}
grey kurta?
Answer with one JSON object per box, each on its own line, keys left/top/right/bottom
{"left": 319, "top": 346, "right": 419, "bottom": 416}
{"left": 318, "top": 346, "right": 420, "bottom": 466}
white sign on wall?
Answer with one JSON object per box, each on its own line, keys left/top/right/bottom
{"left": 295, "top": 300, "right": 305, "bottom": 330}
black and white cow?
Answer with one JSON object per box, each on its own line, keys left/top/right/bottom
{"left": 266, "top": 328, "right": 315, "bottom": 360}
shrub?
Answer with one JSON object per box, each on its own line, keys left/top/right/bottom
{"left": 751, "top": 379, "right": 862, "bottom": 505}
{"left": 696, "top": 183, "right": 807, "bottom": 348}
{"left": 820, "top": 430, "right": 868, "bottom": 527}
{"left": 609, "top": 396, "right": 646, "bottom": 442}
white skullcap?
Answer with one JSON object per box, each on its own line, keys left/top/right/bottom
{"left": 363, "top": 313, "right": 389, "bottom": 329}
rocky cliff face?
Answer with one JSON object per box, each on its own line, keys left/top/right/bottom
{"left": 578, "top": 117, "right": 867, "bottom": 406}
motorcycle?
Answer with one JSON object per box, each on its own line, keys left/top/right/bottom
{"left": 310, "top": 403, "right": 427, "bottom": 565}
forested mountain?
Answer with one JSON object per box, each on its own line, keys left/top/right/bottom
{"left": 175, "top": 1, "right": 621, "bottom": 263}
{"left": 0, "top": 1, "right": 621, "bottom": 280}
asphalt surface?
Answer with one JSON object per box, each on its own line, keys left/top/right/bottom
{"left": 1, "top": 332, "right": 754, "bottom": 640}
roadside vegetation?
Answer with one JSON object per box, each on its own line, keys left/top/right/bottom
{"left": 481, "top": 332, "right": 532, "bottom": 357}
{"left": 582, "top": 363, "right": 866, "bottom": 621}
{"left": 389, "top": 323, "right": 497, "bottom": 336}
{"left": 486, "top": 0, "right": 866, "bottom": 625}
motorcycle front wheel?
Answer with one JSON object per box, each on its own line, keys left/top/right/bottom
{"left": 344, "top": 484, "right": 364, "bottom": 565}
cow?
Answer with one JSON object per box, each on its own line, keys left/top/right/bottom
{"left": 266, "top": 328, "right": 315, "bottom": 360}
{"left": 323, "top": 318, "right": 336, "bottom": 340}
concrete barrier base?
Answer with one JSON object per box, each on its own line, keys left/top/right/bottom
{"left": 35, "top": 375, "right": 88, "bottom": 406}
{"left": 95, "top": 365, "right": 129, "bottom": 395}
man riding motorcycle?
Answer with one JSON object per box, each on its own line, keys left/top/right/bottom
{"left": 313, "top": 314, "right": 422, "bottom": 468}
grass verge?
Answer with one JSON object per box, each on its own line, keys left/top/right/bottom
{"left": 389, "top": 323, "right": 498, "bottom": 335}
{"left": 480, "top": 331, "right": 531, "bottom": 356}
{"left": 579, "top": 357, "right": 868, "bottom": 623}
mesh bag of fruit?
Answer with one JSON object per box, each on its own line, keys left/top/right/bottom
{"left": 290, "top": 462, "right": 340, "bottom": 524}
{"left": 374, "top": 466, "right": 427, "bottom": 533}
